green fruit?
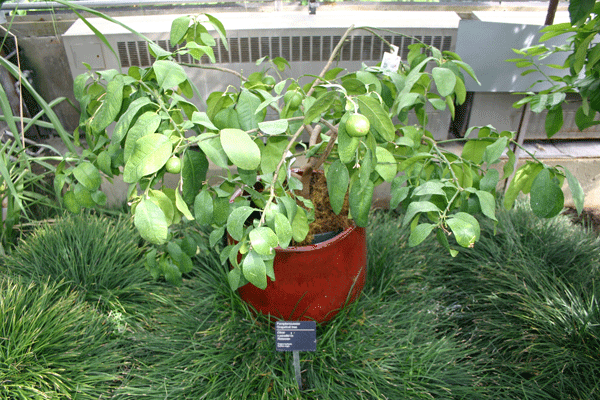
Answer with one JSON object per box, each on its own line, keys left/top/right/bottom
{"left": 263, "top": 75, "right": 276, "bottom": 86}
{"left": 284, "top": 90, "right": 303, "bottom": 110}
{"left": 165, "top": 157, "right": 182, "bottom": 174}
{"left": 346, "top": 113, "right": 370, "bottom": 137}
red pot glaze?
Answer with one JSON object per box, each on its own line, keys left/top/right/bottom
{"left": 238, "top": 225, "right": 367, "bottom": 323}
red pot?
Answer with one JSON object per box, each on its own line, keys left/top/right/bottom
{"left": 238, "top": 225, "right": 367, "bottom": 324}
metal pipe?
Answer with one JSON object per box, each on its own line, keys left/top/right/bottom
{"left": 0, "top": 0, "right": 265, "bottom": 11}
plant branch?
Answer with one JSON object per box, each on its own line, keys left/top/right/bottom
{"left": 306, "top": 25, "right": 355, "bottom": 98}
{"left": 180, "top": 63, "right": 247, "bottom": 81}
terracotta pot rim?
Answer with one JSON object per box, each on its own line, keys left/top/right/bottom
{"left": 276, "top": 224, "right": 361, "bottom": 253}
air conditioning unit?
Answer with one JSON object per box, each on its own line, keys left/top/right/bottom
{"left": 62, "top": 11, "right": 460, "bottom": 139}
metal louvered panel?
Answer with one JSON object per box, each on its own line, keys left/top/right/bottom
{"left": 115, "top": 33, "right": 454, "bottom": 68}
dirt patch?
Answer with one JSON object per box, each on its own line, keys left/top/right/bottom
{"left": 563, "top": 207, "right": 600, "bottom": 234}
{"left": 294, "top": 171, "right": 351, "bottom": 246}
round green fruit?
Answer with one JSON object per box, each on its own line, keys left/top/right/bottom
{"left": 346, "top": 113, "right": 370, "bottom": 137}
{"left": 165, "top": 157, "right": 182, "bottom": 174}
{"left": 263, "top": 75, "right": 276, "bottom": 86}
{"left": 284, "top": 90, "right": 303, "bottom": 110}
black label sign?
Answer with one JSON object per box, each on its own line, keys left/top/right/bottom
{"left": 275, "top": 321, "right": 317, "bottom": 352}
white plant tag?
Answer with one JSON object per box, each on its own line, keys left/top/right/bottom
{"left": 381, "top": 45, "right": 401, "bottom": 73}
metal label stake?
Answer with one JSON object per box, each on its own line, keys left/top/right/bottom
{"left": 275, "top": 321, "right": 317, "bottom": 391}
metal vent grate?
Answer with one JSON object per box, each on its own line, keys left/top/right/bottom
{"left": 115, "top": 34, "right": 453, "bottom": 67}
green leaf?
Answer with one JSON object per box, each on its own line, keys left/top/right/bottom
{"left": 175, "top": 189, "right": 194, "bottom": 220}
{"left": 403, "top": 201, "right": 440, "bottom": 226}
{"left": 236, "top": 89, "right": 261, "bottom": 131}
{"left": 338, "top": 113, "right": 360, "bottom": 164}
{"left": 90, "top": 76, "right": 124, "bottom": 135}
{"left": 480, "top": 169, "right": 500, "bottom": 192}
{"left": 206, "top": 13, "right": 228, "bottom": 51}
{"left": 112, "top": 97, "right": 152, "bottom": 144}
{"left": 408, "top": 223, "right": 435, "bottom": 247}
{"left": 357, "top": 95, "right": 395, "bottom": 141}
{"left": 390, "top": 176, "right": 409, "bottom": 209}
{"left": 274, "top": 213, "right": 292, "bottom": 249}
{"left": 210, "top": 226, "right": 225, "bottom": 248}
{"left": 227, "top": 206, "right": 254, "bottom": 241}
{"left": 453, "top": 60, "right": 480, "bottom": 85}
{"left": 349, "top": 177, "right": 374, "bottom": 228}
{"left": 412, "top": 181, "right": 446, "bottom": 198}
{"left": 192, "top": 111, "right": 218, "bottom": 131}
{"left": 182, "top": 149, "right": 208, "bottom": 204}
{"left": 153, "top": 60, "right": 188, "bottom": 90}
{"left": 503, "top": 162, "right": 543, "bottom": 209}
{"left": 545, "top": 106, "right": 564, "bottom": 138}
{"left": 304, "top": 91, "right": 336, "bottom": 124}
{"left": 529, "top": 168, "right": 564, "bottom": 218}
{"left": 375, "top": 146, "right": 397, "bottom": 182}
{"left": 124, "top": 111, "right": 162, "bottom": 163}
{"left": 432, "top": 67, "right": 456, "bottom": 97}
{"left": 198, "top": 133, "right": 229, "bottom": 169}
{"left": 258, "top": 119, "right": 289, "bottom": 135}
{"left": 475, "top": 190, "right": 497, "bottom": 221}
{"left": 74, "top": 184, "right": 95, "bottom": 208}
{"left": 228, "top": 267, "right": 242, "bottom": 291}
{"left": 326, "top": 159, "right": 350, "bottom": 215}
{"left": 73, "top": 162, "right": 102, "bottom": 191}
{"left": 249, "top": 227, "right": 279, "bottom": 255}
{"left": 170, "top": 15, "right": 191, "bottom": 46}
{"left": 194, "top": 190, "right": 214, "bottom": 225}
{"left": 447, "top": 212, "right": 480, "bottom": 248}
{"left": 482, "top": 136, "right": 508, "bottom": 165}
{"left": 242, "top": 250, "right": 267, "bottom": 289}
{"left": 569, "top": 0, "right": 595, "bottom": 24}
{"left": 291, "top": 207, "right": 309, "bottom": 243}
{"left": 220, "top": 128, "right": 261, "bottom": 170}
{"left": 123, "top": 134, "right": 173, "bottom": 183}
{"left": 63, "top": 190, "right": 81, "bottom": 214}
{"left": 148, "top": 189, "right": 175, "bottom": 225}
{"left": 564, "top": 168, "right": 584, "bottom": 216}
{"left": 134, "top": 197, "right": 169, "bottom": 244}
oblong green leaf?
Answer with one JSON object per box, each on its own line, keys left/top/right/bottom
{"left": 227, "top": 206, "right": 255, "bottom": 241}
{"left": 403, "top": 201, "right": 441, "bottom": 226}
{"left": 375, "top": 146, "right": 397, "bottom": 182}
{"left": 194, "top": 190, "right": 214, "bottom": 225}
{"left": 447, "top": 212, "right": 480, "bottom": 248}
{"left": 408, "top": 223, "right": 435, "bottom": 247}
{"left": 134, "top": 197, "right": 169, "bottom": 244}
{"left": 73, "top": 162, "right": 102, "bottom": 191}
{"left": 258, "top": 119, "right": 289, "bottom": 135}
{"left": 249, "top": 227, "right": 279, "bottom": 255}
{"left": 529, "top": 168, "right": 564, "bottom": 218}
{"left": 475, "top": 190, "right": 497, "bottom": 221}
{"left": 153, "top": 60, "right": 188, "bottom": 90}
{"left": 274, "top": 213, "right": 292, "bottom": 249}
{"left": 326, "top": 159, "right": 349, "bottom": 215}
{"left": 432, "top": 67, "right": 456, "bottom": 97}
{"left": 91, "top": 76, "right": 124, "bottom": 134}
{"left": 182, "top": 149, "right": 209, "bottom": 205}
{"left": 170, "top": 15, "right": 191, "bottom": 46}
{"left": 565, "top": 168, "right": 584, "bottom": 215}
{"left": 123, "top": 134, "right": 173, "bottom": 183}
{"left": 220, "top": 128, "right": 261, "bottom": 170}
{"left": 357, "top": 95, "right": 395, "bottom": 141}
{"left": 242, "top": 250, "right": 267, "bottom": 289}
{"left": 349, "top": 177, "right": 374, "bottom": 227}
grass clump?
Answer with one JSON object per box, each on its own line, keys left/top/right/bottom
{"left": 0, "top": 276, "right": 125, "bottom": 399}
{"left": 1, "top": 211, "right": 149, "bottom": 311}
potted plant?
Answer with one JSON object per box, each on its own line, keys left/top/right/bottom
{"left": 30, "top": 3, "right": 585, "bottom": 322}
